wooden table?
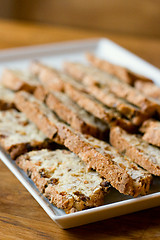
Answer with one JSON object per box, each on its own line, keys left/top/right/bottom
{"left": 0, "top": 19, "right": 160, "bottom": 240}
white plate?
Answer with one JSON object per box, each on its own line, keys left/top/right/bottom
{"left": 0, "top": 38, "right": 160, "bottom": 229}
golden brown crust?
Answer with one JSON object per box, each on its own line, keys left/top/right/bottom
{"left": 45, "top": 185, "right": 104, "bottom": 214}
{"left": 110, "top": 126, "right": 160, "bottom": 176}
{"left": 140, "top": 119, "right": 160, "bottom": 147}
{"left": 86, "top": 53, "right": 152, "bottom": 85}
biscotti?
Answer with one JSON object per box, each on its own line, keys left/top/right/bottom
{"left": 30, "top": 61, "right": 84, "bottom": 92}
{"left": 1, "top": 69, "right": 40, "bottom": 92}
{"left": 30, "top": 62, "right": 135, "bottom": 131}
{"left": 14, "top": 91, "right": 148, "bottom": 196}
{"left": 0, "top": 109, "right": 48, "bottom": 159}
{"left": 64, "top": 62, "right": 159, "bottom": 116}
{"left": 57, "top": 124, "right": 152, "bottom": 197}
{"left": 140, "top": 119, "right": 160, "bottom": 147}
{"left": 14, "top": 91, "right": 59, "bottom": 139}
{"left": 64, "top": 83, "right": 135, "bottom": 132}
{"left": 34, "top": 86, "right": 109, "bottom": 139}
{"left": 135, "top": 81, "right": 160, "bottom": 100}
{"left": 83, "top": 84, "right": 149, "bottom": 125}
{"left": 16, "top": 149, "right": 110, "bottom": 213}
{"left": 110, "top": 126, "right": 160, "bottom": 176}
{"left": 86, "top": 53, "right": 152, "bottom": 85}
{"left": 0, "top": 85, "right": 15, "bottom": 110}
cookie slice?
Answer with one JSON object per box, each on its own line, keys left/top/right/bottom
{"left": 0, "top": 85, "right": 15, "bottom": 110}
{"left": 64, "top": 62, "right": 159, "bottom": 116}
{"left": 34, "top": 86, "right": 109, "bottom": 139}
{"left": 30, "top": 62, "right": 135, "bottom": 131}
{"left": 86, "top": 53, "right": 152, "bottom": 85}
{"left": 30, "top": 61, "right": 84, "bottom": 92}
{"left": 135, "top": 81, "right": 160, "bottom": 100}
{"left": 14, "top": 91, "right": 59, "bottom": 139}
{"left": 83, "top": 84, "right": 149, "bottom": 125}
{"left": 57, "top": 124, "right": 152, "bottom": 197}
{"left": 110, "top": 126, "right": 160, "bottom": 176}
{"left": 14, "top": 92, "right": 142, "bottom": 196}
{"left": 0, "top": 109, "right": 48, "bottom": 159}
{"left": 140, "top": 119, "right": 160, "bottom": 147}
{"left": 64, "top": 82, "right": 135, "bottom": 132}
{"left": 16, "top": 149, "right": 110, "bottom": 213}
{"left": 1, "top": 69, "right": 40, "bottom": 92}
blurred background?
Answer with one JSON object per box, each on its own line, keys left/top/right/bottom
{"left": 0, "top": 0, "right": 159, "bottom": 38}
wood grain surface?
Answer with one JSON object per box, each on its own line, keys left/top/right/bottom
{"left": 0, "top": 19, "right": 160, "bottom": 240}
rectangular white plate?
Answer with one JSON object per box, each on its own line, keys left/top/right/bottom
{"left": 0, "top": 38, "right": 160, "bottom": 229}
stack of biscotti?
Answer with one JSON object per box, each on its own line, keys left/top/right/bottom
{"left": 0, "top": 90, "right": 110, "bottom": 213}
{"left": 83, "top": 54, "right": 160, "bottom": 146}
{"left": 31, "top": 61, "right": 136, "bottom": 132}
{"left": 63, "top": 61, "right": 159, "bottom": 117}
{"left": 0, "top": 54, "right": 160, "bottom": 214}
{"left": 13, "top": 61, "right": 160, "bottom": 176}
{"left": 86, "top": 54, "right": 160, "bottom": 100}
{"left": 86, "top": 53, "right": 152, "bottom": 85}
{"left": 34, "top": 85, "right": 109, "bottom": 139}
{"left": 14, "top": 91, "right": 153, "bottom": 197}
